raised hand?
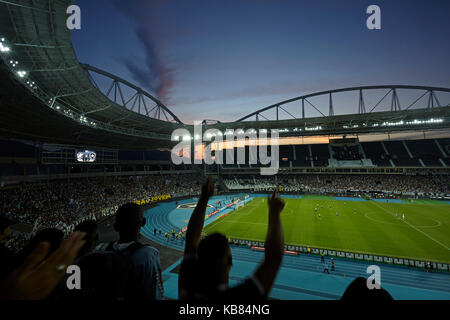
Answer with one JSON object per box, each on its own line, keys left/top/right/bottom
{"left": 268, "top": 190, "right": 285, "bottom": 217}
{"left": 184, "top": 178, "right": 215, "bottom": 255}
{"left": 201, "top": 177, "right": 214, "bottom": 199}
{"left": 0, "top": 231, "right": 86, "bottom": 300}
{"left": 254, "top": 190, "right": 285, "bottom": 296}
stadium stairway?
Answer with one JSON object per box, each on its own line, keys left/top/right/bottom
{"left": 142, "top": 200, "right": 450, "bottom": 300}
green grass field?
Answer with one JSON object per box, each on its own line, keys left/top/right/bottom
{"left": 204, "top": 196, "right": 450, "bottom": 263}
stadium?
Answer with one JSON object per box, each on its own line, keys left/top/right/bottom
{"left": 0, "top": 0, "right": 449, "bottom": 303}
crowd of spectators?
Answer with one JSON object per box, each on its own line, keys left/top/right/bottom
{"left": 0, "top": 178, "right": 392, "bottom": 301}
{"left": 0, "top": 174, "right": 201, "bottom": 253}
{"left": 0, "top": 232, "right": 28, "bottom": 254}
{"left": 225, "top": 174, "right": 450, "bottom": 195}
{"left": 0, "top": 171, "right": 444, "bottom": 301}
{"left": 294, "top": 174, "right": 449, "bottom": 194}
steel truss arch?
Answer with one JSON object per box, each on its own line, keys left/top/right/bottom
{"left": 82, "top": 64, "right": 183, "bottom": 124}
{"left": 237, "top": 85, "right": 450, "bottom": 122}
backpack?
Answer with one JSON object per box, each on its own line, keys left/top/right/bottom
{"left": 67, "top": 242, "right": 146, "bottom": 300}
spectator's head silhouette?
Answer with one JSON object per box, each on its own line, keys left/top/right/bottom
{"left": 198, "top": 232, "right": 232, "bottom": 291}
{"left": 341, "top": 277, "right": 393, "bottom": 300}
{"left": 74, "top": 220, "right": 99, "bottom": 258}
{"left": 114, "top": 203, "right": 146, "bottom": 242}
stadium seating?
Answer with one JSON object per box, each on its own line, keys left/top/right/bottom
{"left": 360, "top": 141, "right": 392, "bottom": 167}
{"left": 383, "top": 141, "right": 421, "bottom": 167}
{"left": 279, "top": 145, "right": 293, "bottom": 167}
{"left": 2, "top": 139, "right": 448, "bottom": 175}
{"left": 405, "top": 140, "right": 444, "bottom": 167}
{"left": 223, "top": 173, "right": 449, "bottom": 195}
{"left": 310, "top": 144, "right": 329, "bottom": 167}
{"left": 224, "top": 175, "right": 279, "bottom": 191}
{"left": 118, "top": 150, "right": 172, "bottom": 161}
{"left": 0, "top": 174, "right": 202, "bottom": 250}
{"left": 239, "top": 147, "right": 251, "bottom": 168}
{"left": 438, "top": 138, "right": 450, "bottom": 153}
{"left": 332, "top": 144, "right": 362, "bottom": 161}
{"left": 442, "top": 158, "right": 450, "bottom": 167}
{"left": 292, "top": 145, "right": 311, "bottom": 167}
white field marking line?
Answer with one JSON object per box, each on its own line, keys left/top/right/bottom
{"left": 416, "top": 220, "right": 442, "bottom": 228}
{"left": 238, "top": 201, "right": 261, "bottom": 217}
{"left": 371, "top": 201, "right": 449, "bottom": 251}
{"left": 363, "top": 211, "right": 441, "bottom": 228}
{"left": 364, "top": 211, "right": 401, "bottom": 226}
{"left": 220, "top": 220, "right": 268, "bottom": 226}
{"left": 204, "top": 216, "right": 228, "bottom": 229}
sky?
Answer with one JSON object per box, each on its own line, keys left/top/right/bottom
{"left": 72, "top": 0, "right": 450, "bottom": 124}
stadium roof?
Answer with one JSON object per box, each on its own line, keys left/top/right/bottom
{"left": 0, "top": 0, "right": 449, "bottom": 149}
{"left": 206, "top": 105, "right": 450, "bottom": 138}
{"left": 0, "top": 0, "right": 185, "bottom": 149}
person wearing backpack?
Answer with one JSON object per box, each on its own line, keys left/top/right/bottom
{"left": 58, "top": 204, "right": 164, "bottom": 300}
{"left": 110, "top": 202, "right": 164, "bottom": 300}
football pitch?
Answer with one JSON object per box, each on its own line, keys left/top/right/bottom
{"left": 204, "top": 196, "right": 450, "bottom": 263}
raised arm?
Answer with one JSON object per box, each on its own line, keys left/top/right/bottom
{"left": 254, "top": 190, "right": 285, "bottom": 296}
{"left": 184, "top": 177, "right": 214, "bottom": 256}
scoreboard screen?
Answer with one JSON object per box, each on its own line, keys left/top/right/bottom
{"left": 76, "top": 150, "right": 96, "bottom": 163}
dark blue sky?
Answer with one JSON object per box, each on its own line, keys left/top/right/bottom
{"left": 72, "top": 0, "right": 450, "bottom": 123}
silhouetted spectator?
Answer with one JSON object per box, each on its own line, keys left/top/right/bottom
{"left": 179, "top": 178, "right": 285, "bottom": 301}
{"left": 110, "top": 203, "right": 164, "bottom": 300}
{"left": 341, "top": 277, "right": 393, "bottom": 300}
